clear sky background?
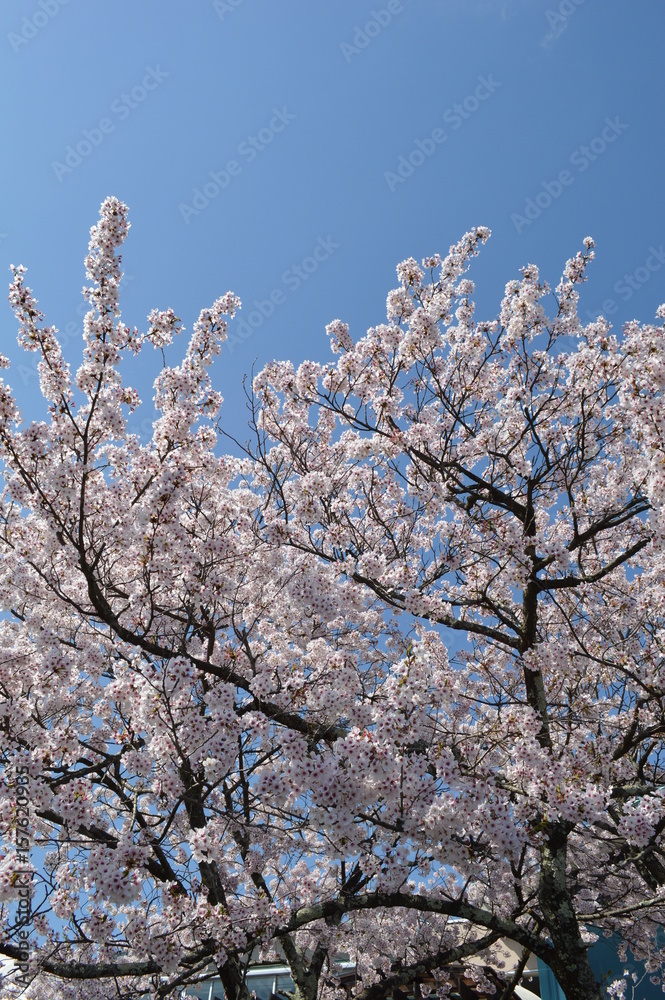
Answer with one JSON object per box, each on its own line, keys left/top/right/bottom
{"left": 1, "top": 0, "right": 664, "bottom": 445}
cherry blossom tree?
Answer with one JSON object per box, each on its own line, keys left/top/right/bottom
{"left": 0, "top": 199, "right": 513, "bottom": 1000}
{"left": 0, "top": 198, "right": 664, "bottom": 1000}
{"left": 249, "top": 234, "right": 665, "bottom": 999}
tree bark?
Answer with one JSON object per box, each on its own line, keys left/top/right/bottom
{"left": 521, "top": 489, "right": 603, "bottom": 1000}
{"left": 535, "top": 823, "right": 602, "bottom": 998}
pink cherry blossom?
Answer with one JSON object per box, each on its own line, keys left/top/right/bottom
{"left": 1, "top": 200, "right": 664, "bottom": 1000}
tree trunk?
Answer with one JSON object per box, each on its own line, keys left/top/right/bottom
{"left": 217, "top": 957, "right": 252, "bottom": 1000}
{"left": 547, "top": 955, "right": 603, "bottom": 1000}
{"left": 539, "top": 823, "right": 603, "bottom": 1000}
{"left": 521, "top": 495, "right": 603, "bottom": 1000}
{"left": 278, "top": 933, "right": 326, "bottom": 1000}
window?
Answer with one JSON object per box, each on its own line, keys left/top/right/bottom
{"left": 182, "top": 967, "right": 295, "bottom": 1000}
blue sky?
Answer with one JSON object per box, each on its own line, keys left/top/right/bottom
{"left": 1, "top": 0, "right": 664, "bottom": 444}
